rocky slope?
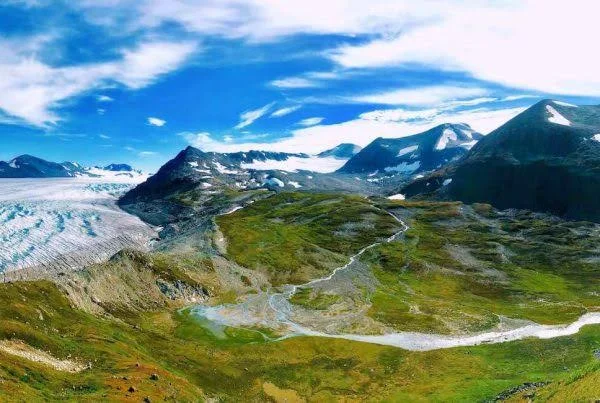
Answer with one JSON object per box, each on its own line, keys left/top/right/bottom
{"left": 119, "top": 146, "right": 382, "bottom": 226}
{"left": 402, "top": 100, "right": 600, "bottom": 221}
{"left": 338, "top": 123, "right": 482, "bottom": 175}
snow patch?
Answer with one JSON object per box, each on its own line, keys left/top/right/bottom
{"left": 384, "top": 161, "right": 421, "bottom": 173}
{"left": 546, "top": 105, "right": 571, "bottom": 126}
{"left": 460, "top": 140, "right": 478, "bottom": 149}
{"left": 188, "top": 161, "right": 199, "bottom": 167}
{"left": 241, "top": 156, "right": 346, "bottom": 173}
{"left": 288, "top": 181, "right": 302, "bottom": 188}
{"left": 264, "top": 177, "right": 284, "bottom": 188}
{"left": 435, "top": 128, "right": 458, "bottom": 150}
{"left": 213, "top": 161, "right": 239, "bottom": 174}
{"left": 387, "top": 194, "right": 405, "bottom": 200}
{"left": 397, "top": 145, "right": 419, "bottom": 157}
{"left": 553, "top": 100, "right": 577, "bottom": 107}
{"left": 592, "top": 134, "right": 600, "bottom": 142}
{"left": 443, "top": 178, "right": 453, "bottom": 186}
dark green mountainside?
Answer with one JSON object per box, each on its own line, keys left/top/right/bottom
{"left": 403, "top": 100, "right": 600, "bottom": 222}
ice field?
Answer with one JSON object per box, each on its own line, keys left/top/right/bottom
{"left": 0, "top": 178, "right": 156, "bottom": 277}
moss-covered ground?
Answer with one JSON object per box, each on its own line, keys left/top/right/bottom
{"left": 0, "top": 278, "right": 598, "bottom": 402}
{"left": 362, "top": 200, "right": 600, "bottom": 334}
{"left": 216, "top": 192, "right": 400, "bottom": 285}
{"left": 1, "top": 194, "right": 599, "bottom": 401}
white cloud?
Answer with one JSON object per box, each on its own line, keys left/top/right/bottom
{"left": 97, "top": 95, "right": 114, "bottom": 102}
{"left": 359, "top": 108, "right": 441, "bottom": 122}
{"left": 271, "top": 105, "right": 301, "bottom": 117}
{"left": 270, "top": 77, "right": 317, "bottom": 89}
{"left": 329, "top": 1, "right": 600, "bottom": 96}
{"left": 350, "top": 86, "right": 489, "bottom": 106}
{"left": 183, "top": 105, "right": 526, "bottom": 154}
{"left": 0, "top": 38, "right": 196, "bottom": 127}
{"left": 76, "top": 0, "right": 437, "bottom": 41}
{"left": 97, "top": 108, "right": 106, "bottom": 115}
{"left": 68, "top": 1, "right": 600, "bottom": 95}
{"left": 235, "top": 102, "right": 274, "bottom": 129}
{"left": 298, "top": 117, "right": 324, "bottom": 126}
{"left": 147, "top": 117, "right": 166, "bottom": 127}
{"left": 138, "top": 151, "right": 158, "bottom": 157}
{"left": 99, "top": 134, "right": 110, "bottom": 139}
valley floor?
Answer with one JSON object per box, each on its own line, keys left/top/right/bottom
{"left": 0, "top": 187, "right": 598, "bottom": 401}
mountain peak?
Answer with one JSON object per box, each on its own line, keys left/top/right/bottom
{"left": 317, "top": 143, "right": 362, "bottom": 159}
{"left": 338, "top": 124, "right": 483, "bottom": 174}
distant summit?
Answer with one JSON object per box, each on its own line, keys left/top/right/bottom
{"left": 0, "top": 155, "right": 73, "bottom": 178}
{"left": 0, "top": 155, "right": 144, "bottom": 180}
{"left": 317, "top": 143, "right": 362, "bottom": 159}
{"left": 402, "top": 100, "right": 600, "bottom": 221}
{"left": 339, "top": 123, "right": 482, "bottom": 175}
{"left": 104, "top": 163, "right": 134, "bottom": 172}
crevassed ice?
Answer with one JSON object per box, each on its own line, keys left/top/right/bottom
{"left": 0, "top": 178, "right": 156, "bottom": 276}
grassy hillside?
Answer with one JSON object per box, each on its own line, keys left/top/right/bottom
{"left": 360, "top": 200, "right": 600, "bottom": 333}
{"left": 1, "top": 194, "right": 599, "bottom": 401}
{"left": 216, "top": 192, "right": 400, "bottom": 284}
{"left": 0, "top": 275, "right": 598, "bottom": 401}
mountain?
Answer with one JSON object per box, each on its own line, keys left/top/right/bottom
{"left": 118, "top": 146, "right": 384, "bottom": 225}
{"left": 402, "top": 100, "right": 600, "bottom": 221}
{"left": 0, "top": 155, "right": 74, "bottom": 178}
{"left": 317, "top": 143, "right": 362, "bottom": 159}
{"left": 104, "top": 163, "right": 134, "bottom": 172}
{"left": 0, "top": 155, "right": 146, "bottom": 180}
{"left": 119, "top": 146, "right": 339, "bottom": 204}
{"left": 338, "top": 123, "right": 482, "bottom": 175}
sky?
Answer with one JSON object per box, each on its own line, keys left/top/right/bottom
{"left": 1, "top": 0, "right": 599, "bottom": 172}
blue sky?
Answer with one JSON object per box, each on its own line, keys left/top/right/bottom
{"left": 1, "top": 0, "right": 599, "bottom": 171}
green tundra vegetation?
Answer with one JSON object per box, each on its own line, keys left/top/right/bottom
{"left": 361, "top": 200, "right": 600, "bottom": 334}
{"left": 1, "top": 192, "right": 599, "bottom": 401}
{"left": 216, "top": 192, "right": 401, "bottom": 285}
{"left": 0, "top": 275, "right": 599, "bottom": 402}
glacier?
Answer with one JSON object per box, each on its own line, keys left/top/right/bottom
{"left": 0, "top": 178, "right": 156, "bottom": 280}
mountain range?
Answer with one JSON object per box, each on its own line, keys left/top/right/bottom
{"left": 402, "top": 100, "right": 600, "bottom": 221}
{"left": 339, "top": 123, "right": 482, "bottom": 175}
{"left": 0, "top": 155, "right": 144, "bottom": 179}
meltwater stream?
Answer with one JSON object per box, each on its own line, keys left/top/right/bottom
{"left": 193, "top": 208, "right": 600, "bottom": 351}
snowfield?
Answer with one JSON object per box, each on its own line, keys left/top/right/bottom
{"left": 546, "top": 105, "right": 571, "bottom": 126}
{"left": 0, "top": 178, "right": 156, "bottom": 278}
{"left": 240, "top": 156, "right": 347, "bottom": 173}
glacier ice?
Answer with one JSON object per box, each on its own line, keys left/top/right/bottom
{"left": 0, "top": 178, "right": 156, "bottom": 278}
